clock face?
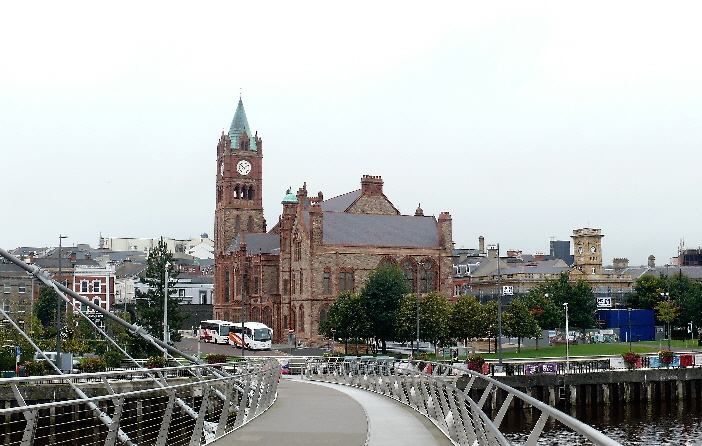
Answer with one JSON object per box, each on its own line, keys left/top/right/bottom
{"left": 236, "top": 160, "right": 252, "bottom": 176}
{"left": 590, "top": 246, "right": 597, "bottom": 253}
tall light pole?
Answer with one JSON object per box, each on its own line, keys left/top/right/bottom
{"left": 241, "top": 260, "right": 247, "bottom": 358}
{"left": 497, "top": 244, "right": 503, "bottom": 366}
{"left": 57, "top": 234, "right": 67, "bottom": 371}
{"left": 661, "top": 291, "right": 671, "bottom": 349}
{"left": 563, "top": 302, "right": 569, "bottom": 373}
{"left": 164, "top": 262, "right": 170, "bottom": 348}
{"left": 627, "top": 307, "right": 632, "bottom": 351}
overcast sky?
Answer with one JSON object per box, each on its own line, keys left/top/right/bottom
{"left": 2, "top": 2, "right": 701, "bottom": 266}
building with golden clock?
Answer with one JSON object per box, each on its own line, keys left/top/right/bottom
{"left": 213, "top": 99, "right": 455, "bottom": 345}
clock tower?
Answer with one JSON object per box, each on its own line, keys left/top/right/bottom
{"left": 214, "top": 98, "right": 266, "bottom": 253}
{"left": 571, "top": 227, "right": 603, "bottom": 275}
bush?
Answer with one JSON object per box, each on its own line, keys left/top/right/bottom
{"left": 103, "top": 351, "right": 124, "bottom": 368}
{"left": 145, "top": 356, "right": 166, "bottom": 369}
{"left": 204, "top": 354, "right": 228, "bottom": 364}
{"left": 467, "top": 355, "right": 485, "bottom": 372}
{"left": 659, "top": 350, "right": 675, "bottom": 365}
{"left": 621, "top": 351, "right": 640, "bottom": 368}
{"left": 23, "top": 360, "right": 47, "bottom": 376}
{"left": 79, "top": 358, "right": 107, "bottom": 373}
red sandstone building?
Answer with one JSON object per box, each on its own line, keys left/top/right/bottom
{"left": 213, "top": 100, "right": 454, "bottom": 345}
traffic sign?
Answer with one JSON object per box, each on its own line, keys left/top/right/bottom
{"left": 288, "top": 328, "right": 294, "bottom": 335}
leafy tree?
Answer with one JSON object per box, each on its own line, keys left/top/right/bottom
{"left": 627, "top": 274, "right": 666, "bottom": 309}
{"left": 135, "top": 238, "right": 184, "bottom": 345}
{"left": 419, "top": 292, "right": 452, "bottom": 351}
{"left": 449, "top": 294, "right": 483, "bottom": 345}
{"left": 395, "top": 293, "right": 419, "bottom": 347}
{"left": 522, "top": 273, "right": 597, "bottom": 330}
{"left": 567, "top": 278, "right": 598, "bottom": 329}
{"left": 655, "top": 300, "right": 681, "bottom": 344}
{"left": 482, "top": 301, "right": 498, "bottom": 353}
{"left": 521, "top": 290, "right": 562, "bottom": 330}
{"left": 319, "top": 291, "right": 369, "bottom": 354}
{"left": 360, "top": 265, "right": 407, "bottom": 354}
{"left": 503, "top": 299, "right": 541, "bottom": 352}
{"left": 35, "top": 286, "right": 57, "bottom": 328}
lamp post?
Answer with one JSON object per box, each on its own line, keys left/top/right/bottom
{"left": 57, "top": 234, "right": 67, "bottom": 371}
{"left": 661, "top": 291, "right": 671, "bottom": 350}
{"left": 164, "top": 262, "right": 170, "bottom": 348}
{"left": 241, "top": 260, "right": 247, "bottom": 358}
{"left": 627, "top": 307, "right": 632, "bottom": 351}
{"left": 563, "top": 302, "right": 569, "bottom": 373}
{"left": 496, "top": 244, "right": 503, "bottom": 366}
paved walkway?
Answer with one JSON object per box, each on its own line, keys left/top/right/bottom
{"left": 212, "top": 377, "right": 453, "bottom": 446}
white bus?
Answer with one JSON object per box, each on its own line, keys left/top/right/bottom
{"left": 228, "top": 322, "right": 273, "bottom": 350}
{"left": 199, "top": 320, "right": 235, "bottom": 344}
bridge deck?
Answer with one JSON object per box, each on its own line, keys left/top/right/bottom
{"left": 212, "top": 376, "right": 453, "bottom": 446}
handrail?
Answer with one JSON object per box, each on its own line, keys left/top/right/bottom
{"left": 302, "top": 357, "right": 623, "bottom": 446}
{"left": 0, "top": 358, "right": 280, "bottom": 446}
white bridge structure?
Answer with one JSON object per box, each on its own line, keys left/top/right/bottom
{"left": 0, "top": 248, "right": 623, "bottom": 446}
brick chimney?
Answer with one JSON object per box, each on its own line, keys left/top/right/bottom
{"left": 360, "top": 175, "right": 383, "bottom": 196}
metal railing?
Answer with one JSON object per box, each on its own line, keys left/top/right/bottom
{"left": 0, "top": 358, "right": 280, "bottom": 446}
{"left": 303, "top": 357, "right": 623, "bottom": 446}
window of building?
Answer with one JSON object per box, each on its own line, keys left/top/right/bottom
{"left": 81, "top": 281, "right": 89, "bottom": 293}
{"left": 254, "top": 277, "right": 260, "bottom": 295}
{"left": 298, "top": 305, "right": 305, "bottom": 334}
{"left": 2, "top": 301, "right": 9, "bottom": 312}
{"left": 454, "top": 285, "right": 460, "bottom": 296}
{"left": 283, "top": 279, "right": 289, "bottom": 295}
{"left": 323, "top": 270, "right": 330, "bottom": 294}
{"left": 300, "top": 271, "right": 303, "bottom": 294}
{"left": 339, "top": 270, "right": 354, "bottom": 292}
{"left": 199, "top": 290, "right": 207, "bottom": 304}
{"left": 295, "top": 241, "right": 302, "bottom": 261}
{"left": 93, "top": 280, "right": 101, "bottom": 293}
{"left": 178, "top": 289, "right": 186, "bottom": 298}
{"left": 224, "top": 284, "right": 230, "bottom": 303}
{"left": 402, "top": 261, "right": 415, "bottom": 293}
{"left": 419, "top": 263, "right": 435, "bottom": 293}
{"left": 18, "top": 283, "right": 26, "bottom": 294}
{"left": 3, "top": 283, "right": 10, "bottom": 294}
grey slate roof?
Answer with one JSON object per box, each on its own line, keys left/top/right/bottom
{"left": 322, "top": 212, "right": 439, "bottom": 247}
{"left": 320, "top": 190, "right": 361, "bottom": 212}
{"left": 229, "top": 233, "right": 281, "bottom": 254}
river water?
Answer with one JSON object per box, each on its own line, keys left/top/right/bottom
{"left": 501, "top": 398, "right": 702, "bottom": 445}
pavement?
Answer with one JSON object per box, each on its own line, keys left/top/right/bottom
{"left": 211, "top": 377, "right": 453, "bottom": 446}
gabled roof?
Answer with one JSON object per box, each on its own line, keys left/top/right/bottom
{"left": 320, "top": 189, "right": 361, "bottom": 212}
{"left": 228, "top": 98, "right": 258, "bottom": 152}
{"left": 322, "top": 212, "right": 440, "bottom": 247}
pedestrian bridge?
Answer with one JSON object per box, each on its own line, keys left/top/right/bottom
{"left": 0, "top": 248, "right": 622, "bottom": 445}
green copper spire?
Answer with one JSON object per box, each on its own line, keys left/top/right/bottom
{"left": 228, "top": 98, "right": 258, "bottom": 152}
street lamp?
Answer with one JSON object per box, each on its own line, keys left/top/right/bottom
{"left": 563, "top": 302, "right": 569, "bottom": 374}
{"left": 57, "top": 234, "right": 67, "bottom": 371}
{"left": 496, "top": 244, "right": 503, "bottom": 366}
{"left": 627, "top": 307, "right": 632, "bottom": 351}
{"left": 164, "top": 262, "right": 170, "bottom": 347}
{"left": 661, "top": 291, "right": 671, "bottom": 350}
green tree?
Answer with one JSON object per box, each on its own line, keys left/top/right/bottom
{"left": 319, "top": 291, "right": 369, "bottom": 354}
{"left": 503, "top": 299, "right": 541, "bottom": 352}
{"left": 135, "top": 238, "right": 184, "bottom": 345}
{"left": 482, "top": 301, "right": 499, "bottom": 353}
{"left": 523, "top": 273, "right": 597, "bottom": 330}
{"left": 359, "top": 265, "right": 408, "bottom": 354}
{"left": 419, "top": 292, "right": 452, "bottom": 352}
{"left": 627, "top": 274, "right": 666, "bottom": 309}
{"left": 449, "top": 294, "right": 483, "bottom": 345}
{"left": 35, "top": 286, "right": 57, "bottom": 328}
{"left": 395, "top": 293, "right": 419, "bottom": 348}
{"left": 521, "top": 289, "right": 562, "bottom": 330}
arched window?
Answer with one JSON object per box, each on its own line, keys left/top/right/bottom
{"left": 419, "top": 261, "right": 436, "bottom": 293}
{"left": 298, "top": 305, "right": 305, "bottom": 334}
{"left": 248, "top": 186, "right": 253, "bottom": 200}
{"left": 234, "top": 185, "right": 240, "bottom": 199}
{"left": 319, "top": 305, "right": 329, "bottom": 327}
{"left": 248, "top": 216, "right": 254, "bottom": 231}
{"left": 291, "top": 309, "right": 296, "bottom": 331}
{"left": 251, "top": 306, "right": 260, "bottom": 322}
{"left": 402, "top": 260, "right": 415, "bottom": 293}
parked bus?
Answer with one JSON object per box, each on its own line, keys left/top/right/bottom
{"left": 229, "top": 322, "right": 273, "bottom": 350}
{"left": 199, "top": 320, "right": 235, "bottom": 344}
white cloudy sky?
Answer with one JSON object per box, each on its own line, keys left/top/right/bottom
{"left": 2, "top": 2, "right": 701, "bottom": 266}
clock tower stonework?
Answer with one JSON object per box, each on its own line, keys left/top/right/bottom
{"left": 214, "top": 98, "right": 266, "bottom": 253}
{"left": 571, "top": 227, "right": 603, "bottom": 275}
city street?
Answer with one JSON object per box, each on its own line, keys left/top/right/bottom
{"left": 175, "top": 335, "right": 328, "bottom": 358}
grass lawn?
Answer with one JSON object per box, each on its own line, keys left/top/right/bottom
{"left": 473, "top": 343, "right": 662, "bottom": 360}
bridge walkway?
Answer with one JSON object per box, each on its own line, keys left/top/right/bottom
{"left": 211, "top": 376, "right": 453, "bottom": 446}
